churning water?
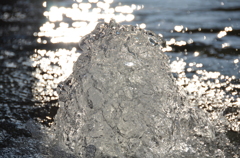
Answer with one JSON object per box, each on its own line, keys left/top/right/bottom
{"left": 0, "top": 0, "right": 240, "bottom": 156}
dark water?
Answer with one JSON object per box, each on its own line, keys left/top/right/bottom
{"left": 0, "top": 0, "right": 240, "bottom": 155}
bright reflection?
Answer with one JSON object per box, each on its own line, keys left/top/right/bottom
{"left": 25, "top": 0, "right": 240, "bottom": 131}
{"left": 222, "top": 43, "right": 230, "bottom": 48}
{"left": 194, "top": 51, "right": 200, "bottom": 57}
{"left": 217, "top": 26, "right": 232, "bottom": 39}
{"left": 115, "top": 5, "right": 133, "bottom": 13}
{"left": 162, "top": 46, "right": 172, "bottom": 52}
{"left": 171, "top": 58, "right": 240, "bottom": 131}
{"left": 234, "top": 59, "right": 239, "bottom": 64}
{"left": 163, "top": 38, "right": 188, "bottom": 51}
{"left": 217, "top": 31, "right": 227, "bottom": 38}
{"left": 43, "top": 1, "right": 47, "bottom": 7}
{"left": 139, "top": 23, "right": 146, "bottom": 29}
{"left": 175, "top": 41, "right": 186, "bottom": 46}
{"left": 38, "top": 0, "right": 142, "bottom": 44}
{"left": 79, "top": 3, "right": 92, "bottom": 10}
{"left": 32, "top": 0, "right": 144, "bottom": 101}
{"left": 125, "top": 14, "right": 135, "bottom": 22}
{"left": 196, "top": 63, "right": 203, "bottom": 67}
{"left": 225, "top": 26, "right": 233, "bottom": 32}
{"left": 72, "top": 21, "right": 87, "bottom": 28}
{"left": 166, "top": 38, "right": 176, "bottom": 45}
{"left": 48, "top": 6, "right": 63, "bottom": 22}
{"left": 188, "top": 38, "right": 193, "bottom": 44}
{"left": 174, "top": 25, "right": 184, "bottom": 32}
{"left": 97, "top": 1, "right": 110, "bottom": 9}
{"left": 170, "top": 58, "right": 186, "bottom": 73}
{"left": 30, "top": 48, "right": 80, "bottom": 102}
{"left": 72, "top": 3, "right": 78, "bottom": 9}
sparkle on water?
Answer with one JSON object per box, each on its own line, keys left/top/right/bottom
{"left": 27, "top": 0, "right": 240, "bottom": 131}
{"left": 36, "top": 0, "right": 142, "bottom": 43}
{"left": 31, "top": 0, "right": 144, "bottom": 104}
{"left": 31, "top": 48, "right": 80, "bottom": 102}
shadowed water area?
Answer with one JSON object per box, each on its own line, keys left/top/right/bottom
{"left": 0, "top": 0, "right": 240, "bottom": 157}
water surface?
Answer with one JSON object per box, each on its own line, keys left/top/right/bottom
{"left": 0, "top": 0, "right": 240, "bottom": 150}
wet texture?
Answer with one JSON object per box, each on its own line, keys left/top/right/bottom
{"left": 0, "top": 1, "right": 71, "bottom": 157}
{"left": 53, "top": 20, "right": 235, "bottom": 157}
{"left": 0, "top": 0, "right": 239, "bottom": 157}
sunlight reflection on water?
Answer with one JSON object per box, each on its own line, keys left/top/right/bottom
{"left": 37, "top": 0, "right": 140, "bottom": 43}
{"left": 30, "top": 0, "right": 144, "bottom": 104}
{"left": 31, "top": 48, "right": 80, "bottom": 102}
{"left": 29, "top": 0, "right": 240, "bottom": 131}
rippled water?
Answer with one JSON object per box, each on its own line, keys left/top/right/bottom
{"left": 0, "top": 0, "right": 240, "bottom": 149}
